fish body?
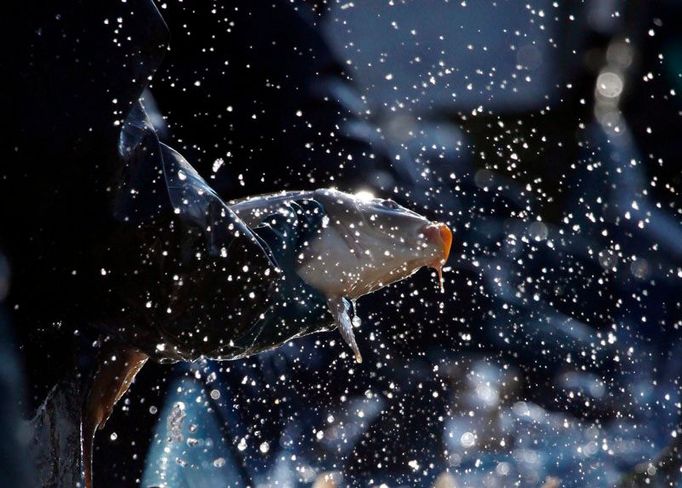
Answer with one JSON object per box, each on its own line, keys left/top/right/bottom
{"left": 230, "top": 188, "right": 452, "bottom": 362}
{"left": 83, "top": 189, "right": 451, "bottom": 488}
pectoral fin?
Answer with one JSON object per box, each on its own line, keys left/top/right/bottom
{"left": 82, "top": 344, "right": 148, "bottom": 488}
{"left": 327, "top": 297, "right": 363, "bottom": 363}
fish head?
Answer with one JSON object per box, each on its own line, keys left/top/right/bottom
{"left": 298, "top": 189, "right": 452, "bottom": 299}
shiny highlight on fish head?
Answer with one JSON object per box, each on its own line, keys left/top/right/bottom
{"left": 298, "top": 189, "right": 452, "bottom": 298}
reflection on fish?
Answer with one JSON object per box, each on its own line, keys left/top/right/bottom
{"left": 231, "top": 188, "right": 453, "bottom": 362}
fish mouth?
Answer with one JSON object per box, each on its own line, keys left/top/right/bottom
{"left": 422, "top": 222, "right": 453, "bottom": 291}
{"left": 423, "top": 222, "right": 452, "bottom": 261}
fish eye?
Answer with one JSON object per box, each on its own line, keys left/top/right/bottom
{"left": 380, "top": 199, "right": 399, "bottom": 210}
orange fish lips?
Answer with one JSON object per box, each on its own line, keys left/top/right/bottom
{"left": 422, "top": 222, "right": 453, "bottom": 291}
